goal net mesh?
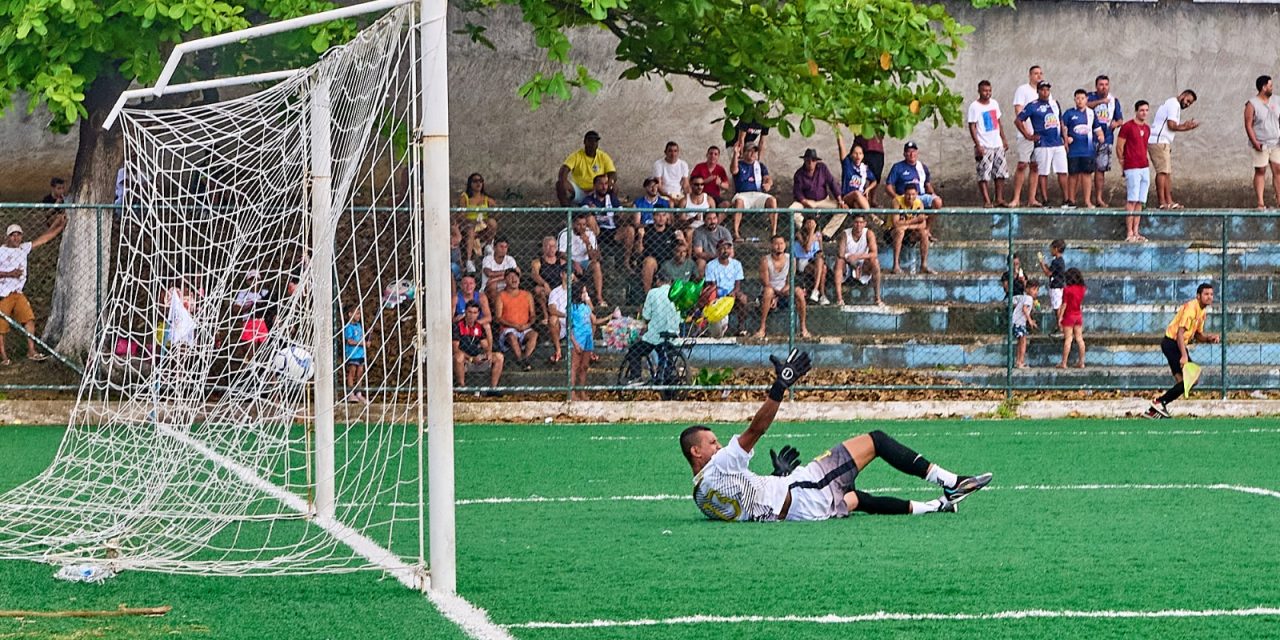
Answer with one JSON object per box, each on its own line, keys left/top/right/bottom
{"left": 0, "top": 6, "right": 428, "bottom": 578}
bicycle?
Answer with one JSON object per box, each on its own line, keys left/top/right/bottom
{"left": 615, "top": 331, "right": 692, "bottom": 400}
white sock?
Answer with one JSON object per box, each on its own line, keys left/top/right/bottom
{"left": 909, "top": 498, "right": 945, "bottom": 515}
{"left": 925, "top": 463, "right": 959, "bottom": 489}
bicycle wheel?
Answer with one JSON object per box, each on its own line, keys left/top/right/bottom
{"left": 656, "top": 346, "right": 690, "bottom": 400}
{"left": 615, "top": 349, "right": 653, "bottom": 396}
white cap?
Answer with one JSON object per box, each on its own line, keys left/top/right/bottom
{"left": 5, "top": 224, "right": 21, "bottom": 236}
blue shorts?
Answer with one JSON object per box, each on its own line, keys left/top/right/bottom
{"left": 919, "top": 193, "right": 940, "bottom": 208}
{"left": 346, "top": 358, "right": 365, "bottom": 367}
{"left": 1013, "top": 325, "right": 1029, "bottom": 339}
{"left": 1124, "top": 168, "right": 1150, "bottom": 204}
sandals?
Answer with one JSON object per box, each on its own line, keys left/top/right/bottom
{"left": 27, "top": 353, "right": 48, "bottom": 362}
{"left": 0, "top": 359, "right": 9, "bottom": 366}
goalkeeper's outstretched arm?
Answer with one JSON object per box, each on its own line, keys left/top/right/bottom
{"left": 737, "top": 350, "right": 811, "bottom": 454}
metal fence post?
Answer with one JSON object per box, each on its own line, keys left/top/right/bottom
{"left": 1220, "top": 213, "right": 1228, "bottom": 400}
{"left": 1004, "top": 209, "right": 1016, "bottom": 399}
{"left": 564, "top": 206, "right": 574, "bottom": 404}
{"left": 95, "top": 206, "right": 103, "bottom": 319}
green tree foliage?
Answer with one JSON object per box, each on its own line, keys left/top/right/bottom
{"left": 459, "top": 0, "right": 1012, "bottom": 139}
{"left": 0, "top": 0, "right": 354, "bottom": 133}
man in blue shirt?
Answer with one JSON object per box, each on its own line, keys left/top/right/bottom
{"left": 884, "top": 141, "right": 944, "bottom": 211}
{"left": 1086, "top": 75, "right": 1124, "bottom": 207}
{"left": 1017, "top": 80, "right": 1070, "bottom": 207}
{"left": 1063, "top": 89, "right": 1105, "bottom": 208}
{"left": 729, "top": 143, "right": 777, "bottom": 242}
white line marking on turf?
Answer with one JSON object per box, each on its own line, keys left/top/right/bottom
{"left": 426, "top": 592, "right": 516, "bottom": 640}
{"left": 457, "top": 428, "right": 1280, "bottom": 444}
{"left": 503, "top": 607, "right": 1280, "bottom": 629}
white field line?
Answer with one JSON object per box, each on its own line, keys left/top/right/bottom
{"left": 504, "top": 607, "right": 1280, "bottom": 630}
{"left": 455, "top": 428, "right": 1280, "bottom": 444}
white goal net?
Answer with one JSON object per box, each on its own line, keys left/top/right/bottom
{"left": 0, "top": 5, "right": 431, "bottom": 584}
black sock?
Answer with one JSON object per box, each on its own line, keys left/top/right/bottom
{"left": 852, "top": 490, "right": 911, "bottom": 515}
{"left": 869, "top": 430, "right": 931, "bottom": 479}
{"left": 1157, "top": 381, "right": 1185, "bottom": 406}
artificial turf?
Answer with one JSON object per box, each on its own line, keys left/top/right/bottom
{"left": 2, "top": 417, "right": 1279, "bottom": 639}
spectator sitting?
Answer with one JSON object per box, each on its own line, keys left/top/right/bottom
{"left": 690, "top": 145, "right": 730, "bottom": 206}
{"left": 530, "top": 236, "right": 566, "bottom": 326}
{"left": 639, "top": 210, "right": 681, "bottom": 292}
{"left": 0, "top": 215, "right": 67, "bottom": 364}
{"left": 41, "top": 177, "right": 67, "bottom": 204}
{"left": 729, "top": 143, "right": 777, "bottom": 242}
{"left": 788, "top": 148, "right": 843, "bottom": 239}
{"left": 556, "top": 130, "right": 616, "bottom": 206}
{"left": 682, "top": 175, "right": 715, "bottom": 246}
{"left": 635, "top": 177, "right": 671, "bottom": 227}
{"left": 457, "top": 173, "right": 499, "bottom": 265}
{"left": 232, "top": 269, "right": 268, "bottom": 319}
{"left": 703, "top": 239, "right": 748, "bottom": 336}
{"left": 1000, "top": 252, "right": 1027, "bottom": 298}
{"left": 834, "top": 212, "right": 883, "bottom": 306}
{"left": 837, "top": 135, "right": 876, "bottom": 210}
{"left": 691, "top": 210, "right": 733, "bottom": 273}
{"left": 481, "top": 237, "right": 518, "bottom": 300}
{"left": 450, "top": 222, "right": 467, "bottom": 280}
{"left": 885, "top": 141, "right": 944, "bottom": 219}
{"left": 546, "top": 274, "right": 567, "bottom": 364}
{"left": 652, "top": 141, "right": 690, "bottom": 207}
{"left": 660, "top": 241, "right": 698, "bottom": 285}
{"left": 793, "top": 216, "right": 830, "bottom": 306}
{"left": 756, "top": 234, "right": 811, "bottom": 338}
{"left": 885, "top": 183, "right": 934, "bottom": 274}
{"left": 583, "top": 173, "right": 639, "bottom": 272}
{"left": 453, "top": 273, "right": 493, "bottom": 346}
{"left": 620, "top": 269, "right": 682, "bottom": 381}
{"left": 558, "top": 211, "right": 608, "bottom": 308}
{"left": 495, "top": 269, "right": 538, "bottom": 371}
{"left": 453, "top": 301, "right": 503, "bottom": 391}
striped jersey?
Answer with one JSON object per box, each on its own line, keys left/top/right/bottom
{"left": 691, "top": 435, "right": 790, "bottom": 521}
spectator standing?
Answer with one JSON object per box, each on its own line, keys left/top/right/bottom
{"left": 652, "top": 142, "right": 690, "bottom": 207}
{"left": 621, "top": 270, "right": 682, "bottom": 379}
{"left": 836, "top": 135, "right": 875, "bottom": 210}
{"left": 1016, "top": 81, "right": 1070, "bottom": 207}
{"left": 692, "top": 211, "right": 733, "bottom": 273}
{"left": 0, "top": 215, "right": 66, "bottom": 364}
{"left": 885, "top": 183, "right": 933, "bottom": 274}
{"left": 342, "top": 303, "right": 368, "bottom": 404}
{"left": 558, "top": 212, "right": 608, "bottom": 308}
{"left": 1012, "top": 279, "right": 1040, "bottom": 369}
{"left": 754, "top": 234, "right": 810, "bottom": 339}
{"left": 852, "top": 134, "right": 886, "bottom": 206}
{"left": 788, "top": 149, "right": 842, "bottom": 237}
{"left": 884, "top": 141, "right": 944, "bottom": 212}
{"left": 1148, "top": 90, "right": 1199, "bottom": 210}
{"left": 568, "top": 280, "right": 601, "bottom": 401}
{"left": 1063, "top": 89, "right": 1105, "bottom": 208}
{"left": 530, "top": 236, "right": 566, "bottom": 326}
{"left": 1058, "top": 267, "right": 1087, "bottom": 369}
{"left": 639, "top": 211, "right": 681, "bottom": 292}
{"left": 480, "top": 237, "right": 517, "bottom": 299}
{"left": 457, "top": 173, "right": 499, "bottom": 261}
{"left": 834, "top": 213, "right": 882, "bottom": 306}
{"left": 728, "top": 118, "right": 769, "bottom": 159}
{"left": 967, "top": 80, "right": 1009, "bottom": 207}
{"left": 1086, "top": 75, "right": 1124, "bottom": 207}
{"left": 703, "top": 240, "right": 747, "bottom": 336}
{"left": 793, "top": 217, "right": 829, "bottom": 305}
{"left": 1115, "top": 101, "right": 1153, "bottom": 242}
{"left": 729, "top": 143, "right": 777, "bottom": 241}
{"left": 1244, "top": 75, "right": 1280, "bottom": 210}
{"left": 232, "top": 269, "right": 267, "bottom": 319}
{"left": 1038, "top": 239, "right": 1067, "bottom": 322}
{"left": 495, "top": 269, "right": 538, "bottom": 371}
{"left": 556, "top": 130, "right": 617, "bottom": 206}
{"left": 453, "top": 301, "right": 504, "bottom": 391}
{"left": 41, "top": 177, "right": 67, "bottom": 204}
{"left": 1001, "top": 252, "right": 1027, "bottom": 298}
{"left": 690, "top": 146, "right": 730, "bottom": 206}
{"left": 1010, "top": 66, "right": 1056, "bottom": 208}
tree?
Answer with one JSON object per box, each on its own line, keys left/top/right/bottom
{"left": 460, "top": 0, "right": 1010, "bottom": 139}
{"left": 0, "top": 0, "right": 353, "bottom": 355}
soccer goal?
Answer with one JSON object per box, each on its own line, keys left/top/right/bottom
{"left": 0, "top": 0, "right": 458, "bottom": 594}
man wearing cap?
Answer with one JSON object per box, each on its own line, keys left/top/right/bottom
{"left": 788, "top": 148, "right": 844, "bottom": 239}
{"left": 1010, "top": 65, "right": 1057, "bottom": 207}
{"left": 0, "top": 214, "right": 67, "bottom": 364}
{"left": 1017, "top": 80, "right": 1071, "bottom": 207}
{"left": 885, "top": 141, "right": 944, "bottom": 215}
{"left": 556, "top": 130, "right": 618, "bottom": 206}
{"left": 729, "top": 143, "right": 777, "bottom": 242}
{"left": 703, "top": 239, "right": 748, "bottom": 336}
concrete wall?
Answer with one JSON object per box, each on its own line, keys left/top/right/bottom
{"left": 4, "top": 1, "right": 1280, "bottom": 204}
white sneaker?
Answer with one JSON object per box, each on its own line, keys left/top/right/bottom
{"left": 809, "top": 289, "right": 820, "bottom": 303}
{"left": 819, "top": 294, "right": 831, "bottom": 305}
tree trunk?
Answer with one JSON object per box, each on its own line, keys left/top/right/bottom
{"left": 43, "top": 68, "right": 129, "bottom": 357}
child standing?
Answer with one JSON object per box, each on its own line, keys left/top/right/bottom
{"left": 1039, "top": 239, "right": 1066, "bottom": 330}
{"left": 1013, "top": 279, "right": 1040, "bottom": 368}
{"left": 1059, "top": 267, "right": 1087, "bottom": 368}
{"left": 568, "top": 281, "right": 601, "bottom": 401}
{"left": 343, "top": 304, "right": 368, "bottom": 403}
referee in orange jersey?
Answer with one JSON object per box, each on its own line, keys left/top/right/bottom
{"left": 1145, "top": 283, "right": 1219, "bottom": 419}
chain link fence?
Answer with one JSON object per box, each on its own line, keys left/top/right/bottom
{"left": 3, "top": 204, "right": 1276, "bottom": 401}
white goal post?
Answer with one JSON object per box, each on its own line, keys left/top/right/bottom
{"left": 0, "top": 0, "right": 453, "bottom": 594}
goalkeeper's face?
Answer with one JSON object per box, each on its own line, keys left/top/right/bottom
{"left": 690, "top": 430, "right": 721, "bottom": 459}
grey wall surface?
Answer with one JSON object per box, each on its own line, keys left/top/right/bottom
{"left": 3, "top": 1, "right": 1279, "bottom": 204}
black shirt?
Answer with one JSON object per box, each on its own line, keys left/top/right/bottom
{"left": 642, "top": 225, "right": 680, "bottom": 263}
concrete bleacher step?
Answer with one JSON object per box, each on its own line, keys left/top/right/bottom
{"left": 940, "top": 209, "right": 1274, "bottom": 242}
{"left": 865, "top": 240, "right": 1280, "bottom": 274}
{"left": 933, "top": 365, "right": 1275, "bottom": 390}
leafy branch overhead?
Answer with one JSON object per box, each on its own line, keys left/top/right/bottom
{"left": 459, "top": 0, "right": 1012, "bottom": 139}
{"left": 0, "top": 0, "right": 356, "bottom": 133}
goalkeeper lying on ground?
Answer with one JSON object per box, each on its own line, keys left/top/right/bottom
{"left": 682, "top": 350, "right": 992, "bottom": 521}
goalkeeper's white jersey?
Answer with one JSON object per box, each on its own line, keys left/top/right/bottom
{"left": 692, "top": 435, "right": 790, "bottom": 521}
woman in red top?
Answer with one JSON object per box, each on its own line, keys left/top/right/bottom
{"left": 1058, "top": 267, "right": 1086, "bottom": 368}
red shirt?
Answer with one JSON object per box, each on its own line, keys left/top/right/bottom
{"left": 1060, "top": 284, "right": 1086, "bottom": 326}
{"left": 690, "top": 162, "right": 729, "bottom": 199}
{"left": 1117, "top": 121, "right": 1150, "bottom": 170}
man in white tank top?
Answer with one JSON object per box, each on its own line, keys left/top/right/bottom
{"left": 1246, "top": 75, "right": 1280, "bottom": 209}
{"left": 834, "top": 213, "right": 883, "bottom": 306}
{"left": 755, "top": 235, "right": 810, "bottom": 338}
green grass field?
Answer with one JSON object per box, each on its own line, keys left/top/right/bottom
{"left": 2, "top": 417, "right": 1280, "bottom": 638}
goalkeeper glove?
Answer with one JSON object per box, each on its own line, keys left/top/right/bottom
{"left": 767, "top": 349, "right": 811, "bottom": 401}
{"left": 770, "top": 445, "right": 801, "bottom": 476}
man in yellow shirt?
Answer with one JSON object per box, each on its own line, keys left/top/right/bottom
{"left": 1145, "top": 283, "right": 1219, "bottom": 419}
{"left": 556, "top": 130, "right": 618, "bottom": 205}
{"left": 884, "top": 183, "right": 934, "bottom": 275}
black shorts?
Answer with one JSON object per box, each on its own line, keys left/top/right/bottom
{"left": 882, "top": 228, "right": 921, "bottom": 247}
{"left": 1161, "top": 336, "right": 1185, "bottom": 376}
{"left": 458, "top": 340, "right": 485, "bottom": 357}
{"left": 598, "top": 227, "right": 618, "bottom": 246}
{"left": 1067, "top": 156, "right": 1096, "bottom": 175}
{"left": 864, "top": 152, "right": 885, "bottom": 188}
